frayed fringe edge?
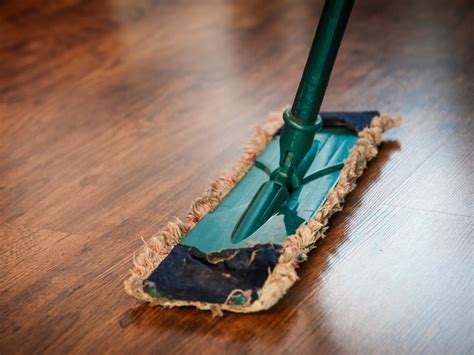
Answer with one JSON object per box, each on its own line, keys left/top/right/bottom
{"left": 124, "top": 108, "right": 401, "bottom": 316}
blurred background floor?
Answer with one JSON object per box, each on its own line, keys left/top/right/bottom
{"left": 0, "top": 0, "right": 472, "bottom": 353}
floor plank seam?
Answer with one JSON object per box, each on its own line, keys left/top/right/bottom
{"left": 379, "top": 203, "right": 473, "bottom": 219}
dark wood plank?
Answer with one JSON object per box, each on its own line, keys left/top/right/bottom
{"left": 0, "top": 0, "right": 472, "bottom": 353}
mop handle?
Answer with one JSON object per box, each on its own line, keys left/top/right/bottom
{"left": 276, "top": 0, "right": 354, "bottom": 187}
{"left": 231, "top": 0, "right": 355, "bottom": 243}
{"left": 292, "top": 0, "right": 354, "bottom": 123}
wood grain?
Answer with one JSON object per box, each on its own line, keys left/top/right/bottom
{"left": 0, "top": 0, "right": 472, "bottom": 353}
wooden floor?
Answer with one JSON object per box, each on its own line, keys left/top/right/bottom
{"left": 1, "top": 0, "right": 472, "bottom": 353}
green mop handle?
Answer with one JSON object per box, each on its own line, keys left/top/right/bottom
{"left": 231, "top": 0, "right": 355, "bottom": 243}
{"left": 292, "top": 0, "right": 354, "bottom": 122}
{"left": 276, "top": 0, "right": 354, "bottom": 188}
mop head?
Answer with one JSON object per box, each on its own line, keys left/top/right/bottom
{"left": 124, "top": 108, "right": 401, "bottom": 316}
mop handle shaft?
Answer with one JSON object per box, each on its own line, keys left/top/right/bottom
{"left": 292, "top": 0, "right": 354, "bottom": 123}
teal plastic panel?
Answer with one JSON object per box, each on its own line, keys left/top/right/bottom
{"left": 181, "top": 127, "right": 358, "bottom": 253}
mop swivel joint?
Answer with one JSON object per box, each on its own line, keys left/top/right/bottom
{"left": 230, "top": 109, "right": 322, "bottom": 244}
{"left": 271, "top": 108, "right": 323, "bottom": 190}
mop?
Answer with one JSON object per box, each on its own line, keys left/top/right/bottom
{"left": 125, "top": 0, "right": 401, "bottom": 315}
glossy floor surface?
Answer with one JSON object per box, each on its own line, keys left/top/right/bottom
{"left": 1, "top": 0, "right": 472, "bottom": 353}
